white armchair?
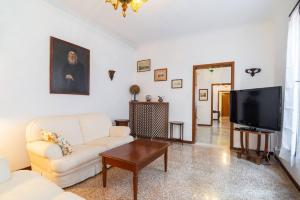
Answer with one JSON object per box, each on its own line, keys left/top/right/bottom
{"left": 0, "top": 156, "right": 84, "bottom": 200}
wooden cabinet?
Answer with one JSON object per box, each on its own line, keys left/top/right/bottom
{"left": 129, "top": 102, "right": 169, "bottom": 139}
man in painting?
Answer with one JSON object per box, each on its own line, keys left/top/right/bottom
{"left": 61, "top": 50, "right": 86, "bottom": 93}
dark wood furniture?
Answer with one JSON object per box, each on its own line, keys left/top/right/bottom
{"left": 100, "top": 140, "right": 170, "bottom": 200}
{"left": 235, "top": 128, "right": 273, "bottom": 165}
{"left": 115, "top": 119, "right": 130, "bottom": 126}
{"left": 129, "top": 102, "right": 169, "bottom": 139}
{"left": 169, "top": 121, "right": 184, "bottom": 145}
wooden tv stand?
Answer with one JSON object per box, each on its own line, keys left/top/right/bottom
{"left": 235, "top": 128, "right": 274, "bottom": 165}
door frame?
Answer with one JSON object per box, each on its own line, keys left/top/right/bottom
{"left": 192, "top": 61, "right": 235, "bottom": 148}
{"left": 211, "top": 83, "right": 231, "bottom": 122}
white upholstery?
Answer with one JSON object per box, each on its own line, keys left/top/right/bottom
{"left": 0, "top": 170, "right": 84, "bottom": 200}
{"left": 0, "top": 157, "right": 10, "bottom": 183}
{"left": 50, "top": 144, "right": 107, "bottom": 173}
{"left": 27, "top": 141, "right": 63, "bottom": 159}
{"left": 110, "top": 126, "right": 131, "bottom": 137}
{"left": 79, "top": 113, "right": 112, "bottom": 143}
{"left": 26, "top": 112, "right": 133, "bottom": 188}
{"left": 87, "top": 136, "right": 133, "bottom": 149}
{"left": 26, "top": 116, "right": 84, "bottom": 146}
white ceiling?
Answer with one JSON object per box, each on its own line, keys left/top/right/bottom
{"left": 45, "top": 0, "right": 276, "bottom": 47}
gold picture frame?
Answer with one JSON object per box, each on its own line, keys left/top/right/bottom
{"left": 154, "top": 68, "right": 168, "bottom": 81}
{"left": 137, "top": 59, "right": 151, "bottom": 72}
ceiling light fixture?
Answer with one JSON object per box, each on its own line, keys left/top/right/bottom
{"left": 105, "top": 0, "right": 148, "bottom": 17}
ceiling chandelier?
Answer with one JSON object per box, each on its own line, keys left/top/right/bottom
{"left": 105, "top": 0, "right": 148, "bottom": 17}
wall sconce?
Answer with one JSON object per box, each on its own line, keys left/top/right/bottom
{"left": 245, "top": 68, "right": 261, "bottom": 77}
{"left": 108, "top": 70, "right": 116, "bottom": 81}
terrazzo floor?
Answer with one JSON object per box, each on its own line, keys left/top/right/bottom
{"left": 196, "top": 117, "right": 230, "bottom": 146}
{"left": 66, "top": 143, "right": 300, "bottom": 200}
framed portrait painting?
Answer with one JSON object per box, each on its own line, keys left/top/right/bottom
{"left": 199, "top": 89, "right": 208, "bottom": 101}
{"left": 50, "top": 37, "right": 90, "bottom": 95}
{"left": 137, "top": 59, "right": 151, "bottom": 72}
{"left": 154, "top": 68, "right": 168, "bottom": 81}
{"left": 171, "top": 79, "right": 183, "bottom": 89}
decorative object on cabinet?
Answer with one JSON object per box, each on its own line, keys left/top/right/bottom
{"left": 129, "top": 102, "right": 169, "bottom": 140}
{"left": 171, "top": 79, "right": 183, "bottom": 89}
{"left": 108, "top": 70, "right": 116, "bottom": 80}
{"left": 50, "top": 37, "right": 90, "bottom": 95}
{"left": 158, "top": 96, "right": 164, "bottom": 102}
{"left": 245, "top": 68, "right": 261, "bottom": 77}
{"left": 154, "top": 68, "right": 168, "bottom": 81}
{"left": 137, "top": 59, "right": 151, "bottom": 72}
{"left": 169, "top": 121, "right": 184, "bottom": 145}
{"left": 130, "top": 85, "right": 140, "bottom": 101}
{"left": 199, "top": 89, "right": 208, "bottom": 101}
{"left": 115, "top": 119, "right": 130, "bottom": 126}
{"left": 145, "top": 95, "right": 152, "bottom": 102}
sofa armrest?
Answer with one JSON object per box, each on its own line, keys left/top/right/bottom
{"left": 27, "top": 141, "right": 63, "bottom": 160}
{"left": 0, "top": 156, "right": 10, "bottom": 183}
{"left": 109, "top": 126, "right": 131, "bottom": 137}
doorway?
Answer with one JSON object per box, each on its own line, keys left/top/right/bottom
{"left": 192, "top": 62, "right": 235, "bottom": 148}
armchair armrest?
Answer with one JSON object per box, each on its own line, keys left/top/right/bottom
{"left": 0, "top": 156, "right": 10, "bottom": 183}
{"left": 109, "top": 126, "right": 131, "bottom": 137}
{"left": 27, "top": 141, "right": 63, "bottom": 160}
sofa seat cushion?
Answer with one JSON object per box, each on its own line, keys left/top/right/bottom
{"left": 0, "top": 170, "right": 63, "bottom": 200}
{"left": 87, "top": 136, "right": 134, "bottom": 149}
{"left": 51, "top": 145, "right": 107, "bottom": 173}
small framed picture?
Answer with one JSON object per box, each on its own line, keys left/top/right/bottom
{"left": 199, "top": 89, "right": 208, "bottom": 101}
{"left": 171, "top": 79, "right": 183, "bottom": 89}
{"left": 154, "top": 68, "right": 168, "bottom": 81}
{"left": 137, "top": 59, "right": 151, "bottom": 72}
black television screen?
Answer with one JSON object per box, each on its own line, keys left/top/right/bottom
{"left": 230, "top": 86, "right": 282, "bottom": 131}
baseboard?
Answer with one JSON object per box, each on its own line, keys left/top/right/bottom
{"left": 274, "top": 155, "right": 300, "bottom": 192}
{"left": 132, "top": 135, "right": 193, "bottom": 144}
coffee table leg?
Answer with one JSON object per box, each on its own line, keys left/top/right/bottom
{"left": 102, "top": 158, "right": 107, "bottom": 187}
{"left": 133, "top": 172, "right": 138, "bottom": 200}
{"left": 164, "top": 149, "right": 168, "bottom": 172}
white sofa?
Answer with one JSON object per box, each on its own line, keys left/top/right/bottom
{"left": 0, "top": 156, "right": 84, "bottom": 200}
{"left": 26, "top": 113, "right": 134, "bottom": 188}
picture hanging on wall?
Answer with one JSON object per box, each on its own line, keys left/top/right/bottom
{"left": 137, "top": 59, "right": 151, "bottom": 72}
{"left": 154, "top": 68, "right": 168, "bottom": 81}
{"left": 50, "top": 37, "right": 90, "bottom": 95}
{"left": 171, "top": 79, "right": 183, "bottom": 89}
{"left": 199, "top": 89, "right": 208, "bottom": 101}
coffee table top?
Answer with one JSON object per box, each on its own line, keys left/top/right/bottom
{"left": 100, "top": 139, "right": 170, "bottom": 166}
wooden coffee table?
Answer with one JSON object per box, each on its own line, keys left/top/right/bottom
{"left": 100, "top": 139, "right": 170, "bottom": 200}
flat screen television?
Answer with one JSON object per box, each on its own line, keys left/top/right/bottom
{"left": 230, "top": 86, "right": 282, "bottom": 131}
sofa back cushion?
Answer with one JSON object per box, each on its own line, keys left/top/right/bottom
{"left": 26, "top": 116, "right": 84, "bottom": 146}
{"left": 79, "top": 113, "right": 112, "bottom": 143}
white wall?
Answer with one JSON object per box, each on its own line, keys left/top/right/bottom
{"left": 0, "top": 0, "right": 136, "bottom": 170}
{"left": 196, "top": 68, "right": 231, "bottom": 125}
{"left": 136, "top": 21, "right": 277, "bottom": 141}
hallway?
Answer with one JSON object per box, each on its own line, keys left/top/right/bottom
{"left": 196, "top": 117, "right": 230, "bottom": 146}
